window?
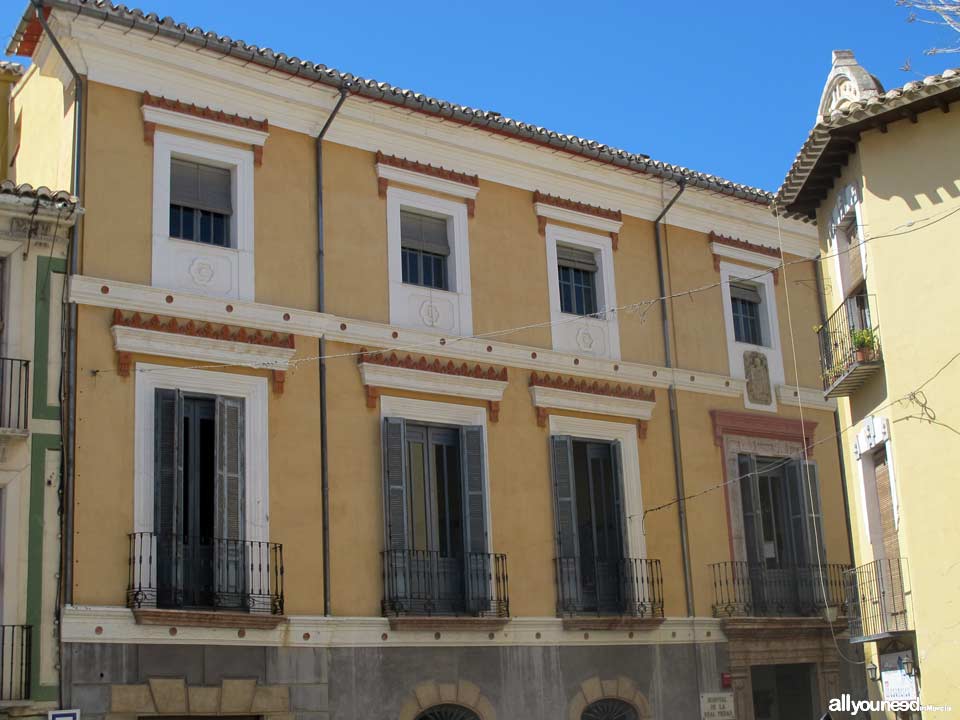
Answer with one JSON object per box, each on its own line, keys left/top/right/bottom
{"left": 169, "top": 158, "right": 232, "bottom": 247}
{"left": 400, "top": 209, "right": 449, "bottom": 290}
{"left": 558, "top": 245, "right": 599, "bottom": 316}
{"left": 416, "top": 706, "right": 481, "bottom": 720}
{"left": 581, "top": 699, "right": 639, "bottom": 720}
{"left": 381, "top": 416, "right": 490, "bottom": 615}
{"left": 730, "top": 282, "right": 763, "bottom": 345}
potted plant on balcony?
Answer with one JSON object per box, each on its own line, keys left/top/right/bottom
{"left": 852, "top": 328, "right": 876, "bottom": 363}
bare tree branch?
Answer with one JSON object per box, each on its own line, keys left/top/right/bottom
{"left": 898, "top": 0, "right": 960, "bottom": 54}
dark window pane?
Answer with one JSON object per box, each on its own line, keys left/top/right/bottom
{"left": 732, "top": 297, "right": 763, "bottom": 345}
{"left": 200, "top": 210, "right": 212, "bottom": 243}
{"left": 170, "top": 205, "right": 181, "bottom": 238}
{"left": 181, "top": 206, "right": 195, "bottom": 240}
{"left": 558, "top": 263, "right": 598, "bottom": 316}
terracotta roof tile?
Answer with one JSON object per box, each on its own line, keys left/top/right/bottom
{"left": 0, "top": 180, "right": 77, "bottom": 208}
{"left": 7, "top": 1, "right": 775, "bottom": 206}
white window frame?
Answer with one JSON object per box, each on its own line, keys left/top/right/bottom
{"left": 133, "top": 363, "right": 269, "bottom": 542}
{"left": 0, "top": 239, "right": 24, "bottom": 360}
{"left": 719, "top": 261, "right": 785, "bottom": 411}
{"left": 545, "top": 223, "right": 621, "bottom": 360}
{"left": 387, "top": 187, "right": 473, "bottom": 336}
{"left": 854, "top": 415, "right": 900, "bottom": 557}
{"left": 548, "top": 415, "right": 645, "bottom": 559}
{"left": 378, "top": 395, "right": 492, "bottom": 554}
{"left": 151, "top": 131, "right": 255, "bottom": 301}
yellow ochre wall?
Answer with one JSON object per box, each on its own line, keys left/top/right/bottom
{"left": 67, "top": 77, "right": 849, "bottom": 621}
{"left": 818, "top": 109, "right": 960, "bottom": 716}
{"left": 9, "top": 65, "right": 75, "bottom": 192}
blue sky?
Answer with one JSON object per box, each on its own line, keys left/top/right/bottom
{"left": 2, "top": 1, "right": 955, "bottom": 191}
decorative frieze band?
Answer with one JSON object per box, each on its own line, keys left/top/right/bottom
{"left": 111, "top": 310, "right": 294, "bottom": 393}
{"left": 358, "top": 349, "right": 508, "bottom": 421}
{"left": 710, "top": 409, "right": 817, "bottom": 450}
{"left": 529, "top": 372, "right": 655, "bottom": 437}
{"left": 708, "top": 231, "right": 783, "bottom": 283}
{"left": 534, "top": 191, "right": 623, "bottom": 249}
{"left": 375, "top": 151, "right": 480, "bottom": 216}
{"left": 141, "top": 92, "right": 270, "bottom": 165}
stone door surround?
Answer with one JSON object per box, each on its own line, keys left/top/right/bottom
{"left": 109, "top": 677, "right": 291, "bottom": 719}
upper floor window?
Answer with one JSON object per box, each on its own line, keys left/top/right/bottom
{"left": 400, "top": 209, "right": 449, "bottom": 290}
{"left": 557, "top": 245, "right": 598, "bottom": 316}
{"left": 730, "top": 282, "right": 763, "bottom": 346}
{"left": 169, "top": 158, "right": 232, "bottom": 247}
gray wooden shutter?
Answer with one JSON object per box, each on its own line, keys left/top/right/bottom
{"left": 461, "top": 426, "right": 489, "bottom": 612}
{"left": 400, "top": 209, "right": 450, "bottom": 255}
{"left": 610, "top": 440, "right": 634, "bottom": 610}
{"left": 738, "top": 454, "right": 763, "bottom": 567}
{"left": 382, "top": 417, "right": 409, "bottom": 602}
{"left": 557, "top": 244, "right": 598, "bottom": 272}
{"left": 801, "top": 460, "right": 825, "bottom": 566}
{"left": 550, "top": 435, "right": 580, "bottom": 611}
{"left": 215, "top": 396, "right": 245, "bottom": 607}
{"left": 154, "top": 388, "right": 183, "bottom": 606}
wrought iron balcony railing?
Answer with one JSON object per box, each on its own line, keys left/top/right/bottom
{"left": 0, "top": 624, "right": 31, "bottom": 701}
{"left": 846, "top": 557, "right": 912, "bottom": 643}
{"left": 555, "top": 556, "right": 664, "bottom": 618}
{"left": 818, "top": 294, "right": 883, "bottom": 398}
{"left": 382, "top": 549, "right": 509, "bottom": 618}
{"left": 127, "top": 532, "right": 284, "bottom": 615}
{"left": 0, "top": 358, "right": 29, "bottom": 432}
{"left": 711, "top": 561, "right": 849, "bottom": 618}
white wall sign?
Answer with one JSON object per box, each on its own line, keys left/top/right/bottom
{"left": 700, "top": 692, "right": 736, "bottom": 720}
{"left": 880, "top": 651, "right": 918, "bottom": 702}
{"left": 49, "top": 711, "right": 81, "bottom": 720}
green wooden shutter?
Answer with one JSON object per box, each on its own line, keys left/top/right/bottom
{"left": 154, "top": 388, "right": 183, "bottom": 606}
{"left": 215, "top": 396, "right": 245, "bottom": 607}
{"left": 550, "top": 435, "right": 580, "bottom": 611}
{"left": 461, "top": 426, "right": 489, "bottom": 613}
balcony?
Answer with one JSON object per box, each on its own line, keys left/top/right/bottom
{"left": 0, "top": 358, "right": 29, "bottom": 435}
{"left": 381, "top": 550, "right": 509, "bottom": 627}
{"left": 711, "top": 561, "right": 849, "bottom": 618}
{"left": 127, "top": 532, "right": 284, "bottom": 625}
{"left": 0, "top": 625, "right": 31, "bottom": 702}
{"left": 818, "top": 294, "right": 883, "bottom": 398}
{"left": 556, "top": 556, "right": 664, "bottom": 628}
{"left": 846, "top": 557, "right": 912, "bottom": 643}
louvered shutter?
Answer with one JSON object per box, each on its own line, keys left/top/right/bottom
{"left": 171, "top": 158, "right": 232, "bottom": 214}
{"left": 215, "top": 396, "right": 245, "bottom": 608}
{"left": 557, "top": 244, "right": 598, "bottom": 272}
{"left": 610, "top": 440, "right": 633, "bottom": 609}
{"left": 400, "top": 210, "right": 450, "bottom": 255}
{"left": 551, "top": 435, "right": 580, "bottom": 611}
{"left": 154, "top": 388, "right": 183, "bottom": 607}
{"left": 382, "top": 418, "right": 409, "bottom": 600}
{"left": 738, "top": 454, "right": 763, "bottom": 566}
{"left": 801, "top": 461, "right": 825, "bottom": 567}
{"left": 461, "top": 426, "right": 489, "bottom": 612}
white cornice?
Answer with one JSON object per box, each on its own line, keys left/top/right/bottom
{"left": 63, "top": 13, "right": 818, "bottom": 257}
{"left": 141, "top": 105, "right": 269, "bottom": 147}
{"left": 530, "top": 385, "right": 655, "bottom": 421}
{"left": 72, "top": 276, "right": 830, "bottom": 405}
{"left": 534, "top": 203, "right": 622, "bottom": 235}
{"left": 709, "top": 241, "right": 782, "bottom": 269}
{"left": 776, "top": 384, "right": 837, "bottom": 412}
{"left": 112, "top": 325, "right": 295, "bottom": 370}
{"left": 376, "top": 163, "right": 479, "bottom": 201}
{"left": 359, "top": 362, "right": 507, "bottom": 402}
{"left": 61, "top": 604, "right": 725, "bottom": 647}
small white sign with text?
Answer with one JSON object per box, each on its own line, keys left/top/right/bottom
{"left": 701, "top": 692, "right": 736, "bottom": 720}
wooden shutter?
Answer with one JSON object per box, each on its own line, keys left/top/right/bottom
{"left": 382, "top": 417, "right": 409, "bottom": 550}
{"left": 801, "top": 460, "right": 825, "bottom": 566}
{"left": 461, "top": 426, "right": 489, "bottom": 612}
{"left": 154, "top": 388, "right": 183, "bottom": 606}
{"left": 874, "top": 450, "right": 901, "bottom": 561}
{"left": 215, "top": 396, "right": 245, "bottom": 607}
{"left": 550, "top": 435, "right": 580, "bottom": 609}
{"left": 557, "top": 244, "right": 598, "bottom": 273}
{"left": 460, "top": 426, "right": 487, "bottom": 554}
{"left": 738, "top": 454, "right": 763, "bottom": 567}
{"left": 610, "top": 440, "right": 633, "bottom": 608}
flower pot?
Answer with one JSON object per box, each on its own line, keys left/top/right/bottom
{"left": 855, "top": 349, "right": 874, "bottom": 363}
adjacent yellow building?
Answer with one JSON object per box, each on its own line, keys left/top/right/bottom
{"left": 779, "top": 50, "right": 960, "bottom": 718}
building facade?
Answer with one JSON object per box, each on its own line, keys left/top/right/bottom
{"left": 6, "top": 4, "right": 872, "bottom": 719}
{"left": 0, "top": 61, "right": 81, "bottom": 718}
{"left": 779, "top": 51, "right": 960, "bottom": 718}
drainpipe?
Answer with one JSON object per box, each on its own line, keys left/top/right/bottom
{"left": 652, "top": 180, "right": 693, "bottom": 618}
{"left": 32, "top": 0, "right": 83, "bottom": 708}
{"left": 316, "top": 84, "right": 350, "bottom": 616}
{"left": 814, "top": 256, "right": 857, "bottom": 571}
